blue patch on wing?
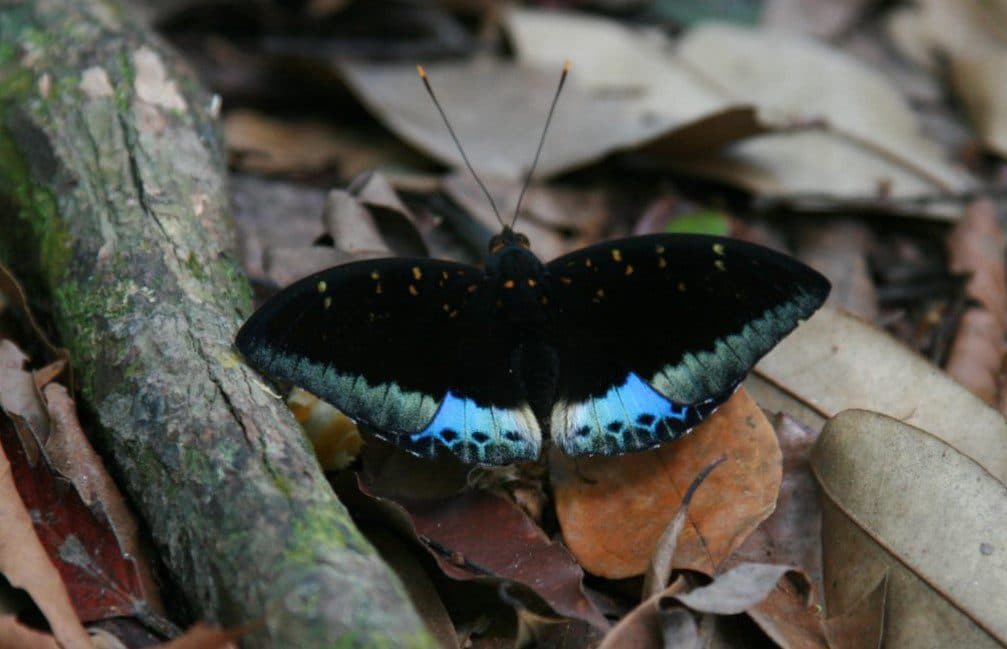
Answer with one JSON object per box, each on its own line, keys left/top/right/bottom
{"left": 404, "top": 392, "right": 541, "bottom": 465}
{"left": 552, "top": 372, "right": 715, "bottom": 457}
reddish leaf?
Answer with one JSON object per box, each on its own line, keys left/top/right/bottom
{"left": 348, "top": 474, "right": 609, "bottom": 630}
{"left": 553, "top": 389, "right": 782, "bottom": 578}
{"left": 0, "top": 344, "right": 165, "bottom": 627}
{"left": 0, "top": 421, "right": 91, "bottom": 649}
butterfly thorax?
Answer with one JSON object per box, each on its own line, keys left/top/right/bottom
{"left": 485, "top": 230, "right": 550, "bottom": 328}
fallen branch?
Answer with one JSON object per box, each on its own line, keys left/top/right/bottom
{"left": 0, "top": 2, "right": 431, "bottom": 646}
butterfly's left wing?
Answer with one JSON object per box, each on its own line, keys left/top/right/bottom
{"left": 236, "top": 258, "right": 540, "bottom": 465}
{"left": 545, "top": 234, "right": 829, "bottom": 457}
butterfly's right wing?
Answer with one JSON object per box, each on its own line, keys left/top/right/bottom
{"left": 236, "top": 258, "right": 540, "bottom": 465}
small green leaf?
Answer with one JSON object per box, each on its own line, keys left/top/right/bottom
{"left": 665, "top": 211, "right": 731, "bottom": 236}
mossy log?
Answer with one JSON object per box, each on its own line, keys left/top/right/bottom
{"left": 0, "top": 2, "right": 432, "bottom": 647}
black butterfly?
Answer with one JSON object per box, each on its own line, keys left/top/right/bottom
{"left": 235, "top": 64, "right": 830, "bottom": 466}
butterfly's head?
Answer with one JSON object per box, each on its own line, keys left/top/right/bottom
{"left": 488, "top": 227, "right": 531, "bottom": 255}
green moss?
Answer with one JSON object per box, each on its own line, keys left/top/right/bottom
{"left": 186, "top": 252, "right": 205, "bottom": 280}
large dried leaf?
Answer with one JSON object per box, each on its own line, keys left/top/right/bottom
{"left": 338, "top": 55, "right": 762, "bottom": 182}
{"left": 673, "top": 24, "right": 973, "bottom": 212}
{"left": 0, "top": 420, "right": 91, "bottom": 649}
{"left": 505, "top": 10, "right": 973, "bottom": 216}
{"left": 553, "top": 389, "right": 781, "bottom": 578}
{"left": 753, "top": 307, "right": 1007, "bottom": 483}
{"left": 813, "top": 410, "right": 1007, "bottom": 647}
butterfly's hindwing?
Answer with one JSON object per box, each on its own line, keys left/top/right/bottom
{"left": 236, "top": 258, "right": 541, "bottom": 465}
{"left": 546, "top": 234, "right": 829, "bottom": 456}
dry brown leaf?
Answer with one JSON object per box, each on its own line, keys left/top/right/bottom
{"left": 599, "top": 564, "right": 801, "bottom": 649}
{"left": 795, "top": 220, "right": 878, "bottom": 321}
{"left": 670, "top": 563, "right": 795, "bottom": 615}
{"left": 948, "top": 199, "right": 1007, "bottom": 325}
{"left": 642, "top": 456, "right": 726, "bottom": 599}
{"left": 0, "top": 340, "right": 47, "bottom": 466}
{"left": 952, "top": 53, "right": 1007, "bottom": 158}
{"left": 0, "top": 424, "right": 91, "bottom": 649}
{"left": 730, "top": 414, "right": 823, "bottom": 594}
{"left": 553, "top": 389, "right": 782, "bottom": 578}
{"left": 825, "top": 573, "right": 886, "bottom": 649}
{"left": 753, "top": 307, "right": 1007, "bottom": 483}
{"left": 506, "top": 10, "right": 973, "bottom": 216}
{"left": 673, "top": 24, "right": 973, "bottom": 213}
{"left": 339, "top": 53, "right": 763, "bottom": 184}
{"left": 441, "top": 173, "right": 572, "bottom": 262}
{"left": 945, "top": 199, "right": 1007, "bottom": 406}
{"left": 366, "top": 528, "right": 459, "bottom": 649}
{"left": 596, "top": 576, "right": 691, "bottom": 649}
{"left": 746, "top": 571, "right": 829, "bottom": 649}
{"left": 230, "top": 175, "right": 327, "bottom": 286}
{"left": 223, "top": 109, "right": 420, "bottom": 178}
{"left": 886, "top": 0, "right": 1007, "bottom": 156}
{"left": 42, "top": 383, "right": 166, "bottom": 619}
{"left": 760, "top": 0, "right": 878, "bottom": 40}
{"left": 814, "top": 410, "right": 1007, "bottom": 647}
{"left": 0, "top": 615, "right": 60, "bottom": 649}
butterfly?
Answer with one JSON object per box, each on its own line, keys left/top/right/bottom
{"left": 235, "top": 63, "right": 830, "bottom": 466}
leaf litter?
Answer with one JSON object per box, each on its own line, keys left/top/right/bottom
{"left": 9, "top": 1, "right": 1007, "bottom": 647}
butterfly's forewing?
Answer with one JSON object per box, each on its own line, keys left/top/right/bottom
{"left": 236, "top": 258, "right": 541, "bottom": 464}
{"left": 545, "top": 234, "right": 829, "bottom": 456}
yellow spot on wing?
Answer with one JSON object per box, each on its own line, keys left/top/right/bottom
{"left": 443, "top": 304, "right": 450, "bottom": 311}
{"left": 504, "top": 279, "right": 516, "bottom": 289}
{"left": 656, "top": 245, "right": 665, "bottom": 254}
{"left": 375, "top": 283, "right": 383, "bottom": 294}
{"left": 527, "top": 278, "right": 537, "bottom": 287}
{"left": 625, "top": 264, "right": 634, "bottom": 276}
{"left": 371, "top": 271, "right": 380, "bottom": 280}
{"left": 408, "top": 284, "right": 419, "bottom": 296}
{"left": 658, "top": 257, "right": 667, "bottom": 269}
{"left": 713, "top": 243, "right": 725, "bottom": 256}
{"left": 442, "top": 270, "right": 449, "bottom": 280}
{"left": 467, "top": 284, "right": 478, "bottom": 293}
{"left": 596, "top": 288, "right": 605, "bottom": 298}
{"left": 540, "top": 295, "right": 549, "bottom": 305}
{"left": 678, "top": 281, "right": 686, "bottom": 292}
{"left": 317, "top": 280, "right": 327, "bottom": 293}
{"left": 412, "top": 266, "right": 423, "bottom": 280}
{"left": 585, "top": 258, "right": 593, "bottom": 268}
{"left": 611, "top": 249, "right": 622, "bottom": 262}
{"left": 715, "top": 260, "right": 726, "bottom": 271}
{"left": 560, "top": 277, "right": 572, "bottom": 285}
{"left": 324, "top": 296, "right": 332, "bottom": 309}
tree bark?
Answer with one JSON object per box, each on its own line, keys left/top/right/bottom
{"left": 0, "top": 2, "right": 432, "bottom": 647}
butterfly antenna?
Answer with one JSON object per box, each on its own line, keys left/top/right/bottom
{"left": 417, "top": 65, "right": 505, "bottom": 229}
{"left": 512, "top": 59, "right": 570, "bottom": 229}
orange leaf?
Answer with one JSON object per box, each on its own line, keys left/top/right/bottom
{"left": 553, "top": 388, "right": 782, "bottom": 578}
